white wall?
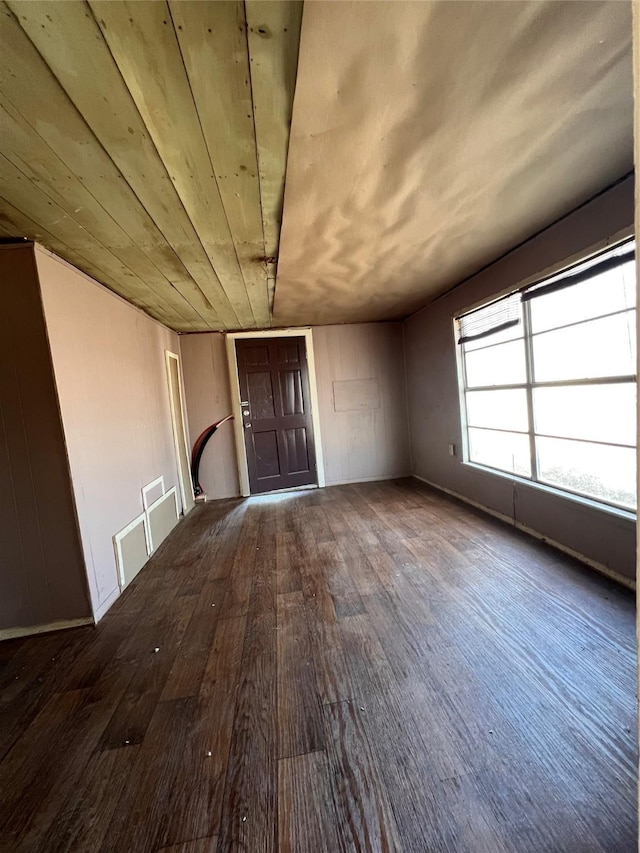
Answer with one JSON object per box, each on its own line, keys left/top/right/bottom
{"left": 37, "top": 247, "right": 182, "bottom": 620}
{"left": 180, "top": 323, "right": 410, "bottom": 497}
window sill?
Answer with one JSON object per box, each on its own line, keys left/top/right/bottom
{"left": 462, "top": 460, "right": 636, "bottom": 523}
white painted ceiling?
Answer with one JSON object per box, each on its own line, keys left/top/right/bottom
{"left": 0, "top": 1, "right": 634, "bottom": 331}
{"left": 274, "top": 0, "right": 634, "bottom": 326}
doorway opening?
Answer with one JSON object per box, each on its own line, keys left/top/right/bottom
{"left": 226, "top": 330, "right": 325, "bottom": 496}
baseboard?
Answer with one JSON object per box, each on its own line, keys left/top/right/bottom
{"left": 412, "top": 475, "right": 635, "bottom": 591}
{"left": 93, "top": 585, "right": 121, "bottom": 623}
{"left": 326, "top": 473, "right": 411, "bottom": 487}
{"left": 0, "top": 616, "right": 94, "bottom": 641}
{"left": 252, "top": 484, "right": 319, "bottom": 497}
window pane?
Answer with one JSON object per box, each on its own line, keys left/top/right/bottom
{"left": 534, "top": 383, "right": 636, "bottom": 446}
{"left": 468, "top": 428, "right": 531, "bottom": 477}
{"left": 532, "top": 311, "right": 636, "bottom": 382}
{"left": 529, "top": 260, "right": 636, "bottom": 333}
{"left": 537, "top": 437, "right": 636, "bottom": 509}
{"left": 466, "top": 389, "right": 529, "bottom": 432}
{"left": 464, "top": 339, "right": 526, "bottom": 387}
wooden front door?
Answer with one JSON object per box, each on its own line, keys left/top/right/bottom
{"left": 236, "top": 337, "right": 317, "bottom": 494}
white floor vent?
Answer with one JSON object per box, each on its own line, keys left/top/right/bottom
{"left": 147, "top": 487, "right": 179, "bottom": 554}
{"left": 113, "top": 513, "right": 149, "bottom": 590}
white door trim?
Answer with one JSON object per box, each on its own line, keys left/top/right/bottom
{"left": 165, "top": 350, "right": 195, "bottom": 513}
{"left": 225, "top": 328, "right": 325, "bottom": 497}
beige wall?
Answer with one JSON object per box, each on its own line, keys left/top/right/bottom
{"left": 0, "top": 244, "right": 91, "bottom": 634}
{"left": 404, "top": 175, "right": 636, "bottom": 583}
{"left": 37, "top": 247, "right": 182, "bottom": 619}
{"left": 313, "top": 323, "right": 410, "bottom": 485}
{"left": 180, "top": 333, "right": 240, "bottom": 500}
{"left": 180, "top": 323, "right": 410, "bottom": 497}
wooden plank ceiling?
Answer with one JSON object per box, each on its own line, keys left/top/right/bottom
{"left": 0, "top": 1, "right": 634, "bottom": 332}
{"left": 0, "top": 1, "right": 302, "bottom": 331}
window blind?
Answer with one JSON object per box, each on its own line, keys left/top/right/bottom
{"left": 457, "top": 293, "right": 521, "bottom": 344}
{"left": 521, "top": 240, "right": 635, "bottom": 303}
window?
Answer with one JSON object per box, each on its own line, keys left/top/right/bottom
{"left": 456, "top": 240, "right": 637, "bottom": 512}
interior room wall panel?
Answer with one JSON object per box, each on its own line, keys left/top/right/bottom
{"left": 180, "top": 332, "right": 240, "bottom": 501}
{"left": 180, "top": 322, "right": 410, "bottom": 497}
{"left": 404, "top": 175, "right": 636, "bottom": 582}
{"left": 37, "top": 247, "right": 181, "bottom": 619}
{"left": 0, "top": 244, "right": 91, "bottom": 634}
{"left": 313, "top": 323, "right": 410, "bottom": 485}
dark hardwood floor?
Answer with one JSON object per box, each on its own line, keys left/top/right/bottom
{"left": 0, "top": 479, "right": 636, "bottom": 852}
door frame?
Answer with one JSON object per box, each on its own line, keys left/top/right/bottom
{"left": 225, "top": 328, "right": 325, "bottom": 497}
{"left": 165, "top": 350, "right": 195, "bottom": 514}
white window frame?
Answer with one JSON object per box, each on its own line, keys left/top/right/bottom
{"left": 454, "top": 238, "right": 637, "bottom": 517}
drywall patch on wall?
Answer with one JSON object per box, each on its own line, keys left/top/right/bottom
{"left": 333, "top": 378, "right": 380, "bottom": 412}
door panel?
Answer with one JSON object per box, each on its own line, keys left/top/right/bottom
{"left": 283, "top": 427, "right": 310, "bottom": 473}
{"left": 247, "top": 371, "right": 276, "bottom": 418}
{"left": 252, "top": 431, "right": 281, "bottom": 478}
{"left": 236, "top": 336, "right": 317, "bottom": 494}
{"left": 279, "top": 370, "right": 304, "bottom": 415}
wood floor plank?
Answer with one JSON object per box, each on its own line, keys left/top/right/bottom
{"left": 275, "top": 531, "right": 302, "bottom": 595}
{"left": 354, "top": 683, "right": 511, "bottom": 853}
{"left": 220, "top": 507, "right": 259, "bottom": 618}
{"left": 101, "top": 697, "right": 199, "bottom": 853}
{"left": 0, "top": 689, "right": 90, "bottom": 837}
{"left": 0, "top": 483, "right": 635, "bottom": 852}
{"left": 0, "top": 627, "right": 93, "bottom": 761}
{"left": 160, "top": 609, "right": 221, "bottom": 702}
{"left": 323, "top": 700, "right": 403, "bottom": 852}
{"left": 98, "top": 594, "right": 197, "bottom": 749}
{"left": 277, "top": 591, "right": 324, "bottom": 759}
{"left": 338, "top": 611, "right": 398, "bottom": 699}
{"left": 278, "top": 751, "right": 342, "bottom": 853}
{"left": 44, "top": 744, "right": 141, "bottom": 853}
{"left": 216, "top": 514, "right": 279, "bottom": 853}
{"left": 11, "top": 659, "right": 138, "bottom": 852}
{"left": 160, "top": 615, "right": 248, "bottom": 847}
{"left": 296, "top": 552, "right": 354, "bottom": 705}
{"left": 158, "top": 839, "right": 218, "bottom": 853}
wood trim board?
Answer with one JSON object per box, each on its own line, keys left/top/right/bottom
{"left": 0, "top": 617, "right": 94, "bottom": 641}
{"left": 165, "top": 350, "right": 196, "bottom": 515}
{"left": 142, "top": 476, "right": 165, "bottom": 511}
